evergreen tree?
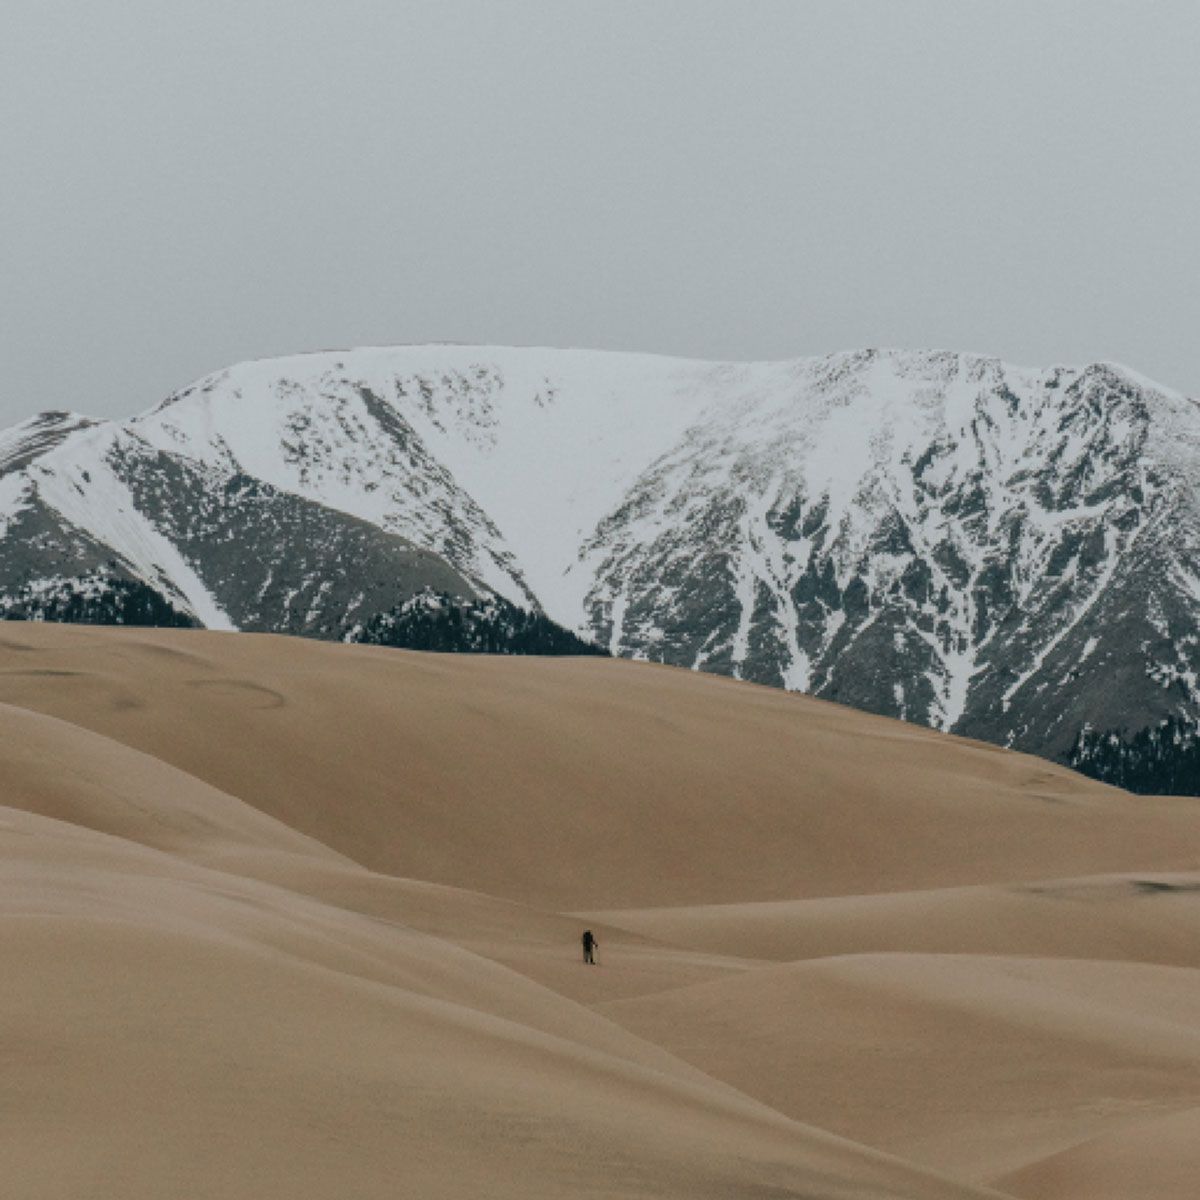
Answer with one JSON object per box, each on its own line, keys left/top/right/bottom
{"left": 346, "top": 590, "right": 608, "bottom": 657}
{"left": 1067, "top": 717, "right": 1200, "bottom": 795}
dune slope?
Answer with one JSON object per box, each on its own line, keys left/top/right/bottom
{"left": 599, "top": 953, "right": 1200, "bottom": 1184}
{"left": 590, "top": 872, "right": 1200, "bottom": 968}
{"left": 996, "top": 1106, "right": 1200, "bottom": 1200}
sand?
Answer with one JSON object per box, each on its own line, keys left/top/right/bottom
{"left": 1, "top": 623, "right": 1197, "bottom": 1197}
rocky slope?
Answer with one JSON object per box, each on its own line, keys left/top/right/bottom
{"left": 3, "top": 344, "right": 1198, "bottom": 772}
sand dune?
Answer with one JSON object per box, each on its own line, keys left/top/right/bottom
{"left": 599, "top": 954, "right": 1200, "bottom": 1184}
{"left": 2, "top": 623, "right": 1199, "bottom": 1197}
{"left": 590, "top": 872, "right": 1200, "bottom": 968}
{"left": 3, "top": 624, "right": 1199, "bottom": 909}
{"left": 0, "top": 699, "right": 343, "bottom": 870}
{"left": 0, "top": 695, "right": 758, "bottom": 1006}
{"left": 997, "top": 1106, "right": 1200, "bottom": 1200}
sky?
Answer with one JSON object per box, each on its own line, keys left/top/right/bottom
{"left": 1, "top": 0, "right": 1197, "bottom": 427}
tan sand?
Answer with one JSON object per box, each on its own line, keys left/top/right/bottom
{"left": 589, "top": 872, "right": 1200, "bottom": 968}
{"left": 2, "top": 623, "right": 1198, "bottom": 1198}
{"left": 8, "top": 807, "right": 1011, "bottom": 1200}
{"left": 996, "top": 1106, "right": 1200, "bottom": 1200}
{"left": 2, "top": 624, "right": 1198, "bottom": 909}
{"left": 599, "top": 953, "right": 1200, "bottom": 1184}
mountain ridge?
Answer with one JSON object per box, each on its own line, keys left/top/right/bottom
{"left": 4, "top": 343, "right": 1198, "bottom": 775}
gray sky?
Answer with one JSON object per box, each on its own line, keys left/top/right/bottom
{"left": 1, "top": 1, "right": 1197, "bottom": 427}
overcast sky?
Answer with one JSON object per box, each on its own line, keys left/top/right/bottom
{"left": 1, "top": 1, "right": 1197, "bottom": 427}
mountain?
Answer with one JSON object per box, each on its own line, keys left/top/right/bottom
{"left": 3, "top": 344, "right": 1198, "bottom": 774}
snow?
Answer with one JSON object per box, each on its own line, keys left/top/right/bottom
{"left": 126, "top": 356, "right": 930, "bottom": 604}
{"left": 607, "top": 588, "right": 629, "bottom": 657}
{"left": 125, "top": 346, "right": 722, "bottom": 623}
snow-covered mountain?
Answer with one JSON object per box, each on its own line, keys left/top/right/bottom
{"left": 4, "top": 344, "right": 1199, "bottom": 767}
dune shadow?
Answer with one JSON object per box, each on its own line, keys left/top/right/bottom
{"left": 1133, "top": 879, "right": 1200, "bottom": 896}
{"left": 185, "top": 678, "right": 287, "bottom": 710}
{"left": 0, "top": 668, "right": 86, "bottom": 678}
{"left": 122, "top": 640, "right": 215, "bottom": 667}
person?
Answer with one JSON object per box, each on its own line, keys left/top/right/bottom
{"left": 581, "top": 929, "right": 597, "bottom": 965}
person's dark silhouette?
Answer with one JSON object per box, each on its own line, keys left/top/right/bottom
{"left": 581, "top": 929, "right": 597, "bottom": 965}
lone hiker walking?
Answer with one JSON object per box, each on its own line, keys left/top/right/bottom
{"left": 581, "top": 929, "right": 597, "bottom": 965}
